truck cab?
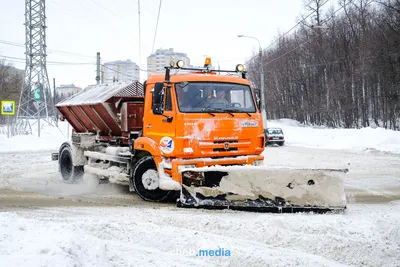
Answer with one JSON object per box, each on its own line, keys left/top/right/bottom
{"left": 54, "top": 58, "right": 265, "bottom": 203}
{"left": 132, "top": 60, "right": 265, "bottom": 196}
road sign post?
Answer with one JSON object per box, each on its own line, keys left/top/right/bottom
{"left": 33, "top": 84, "right": 41, "bottom": 137}
{"left": 1, "top": 100, "right": 16, "bottom": 138}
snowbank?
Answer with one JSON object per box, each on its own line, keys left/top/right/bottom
{"left": 0, "top": 121, "right": 70, "bottom": 152}
{"left": 0, "top": 118, "right": 399, "bottom": 154}
{"left": 267, "top": 119, "right": 400, "bottom": 154}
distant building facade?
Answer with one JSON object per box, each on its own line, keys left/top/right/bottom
{"left": 102, "top": 60, "right": 140, "bottom": 84}
{"left": 55, "top": 84, "right": 82, "bottom": 103}
{"left": 147, "top": 48, "right": 191, "bottom": 75}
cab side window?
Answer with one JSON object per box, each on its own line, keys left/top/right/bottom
{"left": 165, "top": 86, "right": 172, "bottom": 111}
{"left": 151, "top": 87, "right": 155, "bottom": 110}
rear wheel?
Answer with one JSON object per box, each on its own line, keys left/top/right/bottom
{"left": 279, "top": 141, "right": 284, "bottom": 146}
{"left": 59, "top": 144, "right": 84, "bottom": 183}
{"left": 132, "top": 156, "right": 177, "bottom": 202}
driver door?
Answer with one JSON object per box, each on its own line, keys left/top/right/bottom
{"left": 143, "top": 84, "right": 176, "bottom": 155}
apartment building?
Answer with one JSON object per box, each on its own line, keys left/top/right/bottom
{"left": 147, "top": 48, "right": 191, "bottom": 75}
{"left": 102, "top": 60, "right": 140, "bottom": 83}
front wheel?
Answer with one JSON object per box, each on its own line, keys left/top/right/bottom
{"left": 59, "top": 144, "right": 84, "bottom": 183}
{"left": 132, "top": 156, "right": 177, "bottom": 202}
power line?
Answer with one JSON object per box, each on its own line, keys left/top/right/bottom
{"left": 0, "top": 55, "right": 95, "bottom": 65}
{"left": 260, "top": 4, "right": 345, "bottom": 69}
{"left": 90, "top": 0, "right": 128, "bottom": 23}
{"left": 90, "top": 0, "right": 117, "bottom": 16}
{"left": 101, "top": 64, "right": 149, "bottom": 77}
{"left": 50, "top": 0, "right": 105, "bottom": 29}
{"left": 0, "top": 39, "right": 95, "bottom": 60}
{"left": 243, "top": 0, "right": 332, "bottom": 66}
{"left": 152, "top": 0, "right": 162, "bottom": 54}
{"left": 264, "top": 32, "right": 326, "bottom": 67}
{"left": 302, "top": 51, "right": 400, "bottom": 69}
{"left": 264, "top": 2, "right": 326, "bottom": 50}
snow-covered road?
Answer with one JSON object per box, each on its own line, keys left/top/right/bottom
{"left": 2, "top": 145, "right": 399, "bottom": 205}
{"left": 0, "top": 146, "right": 400, "bottom": 266}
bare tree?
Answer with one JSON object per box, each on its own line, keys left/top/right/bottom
{"left": 248, "top": 0, "right": 399, "bottom": 130}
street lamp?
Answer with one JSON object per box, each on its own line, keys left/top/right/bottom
{"left": 202, "top": 55, "right": 220, "bottom": 74}
{"left": 237, "top": 34, "right": 267, "bottom": 129}
{"left": 310, "top": 25, "right": 329, "bottom": 29}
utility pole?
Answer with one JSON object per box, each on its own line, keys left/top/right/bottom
{"left": 237, "top": 34, "right": 267, "bottom": 129}
{"left": 259, "top": 46, "right": 266, "bottom": 128}
{"left": 96, "top": 52, "right": 101, "bottom": 84}
{"left": 17, "top": 0, "right": 56, "bottom": 135}
{"left": 53, "top": 78, "right": 58, "bottom": 126}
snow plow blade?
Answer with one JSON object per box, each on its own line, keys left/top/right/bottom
{"left": 177, "top": 166, "right": 348, "bottom": 213}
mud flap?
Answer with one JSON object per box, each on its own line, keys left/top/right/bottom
{"left": 177, "top": 166, "right": 348, "bottom": 213}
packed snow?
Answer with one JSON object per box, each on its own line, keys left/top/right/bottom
{"left": 185, "top": 167, "right": 347, "bottom": 207}
{"left": 1, "top": 203, "right": 400, "bottom": 267}
{"left": 56, "top": 81, "right": 143, "bottom": 106}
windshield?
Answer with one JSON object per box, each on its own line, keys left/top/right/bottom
{"left": 175, "top": 82, "right": 257, "bottom": 113}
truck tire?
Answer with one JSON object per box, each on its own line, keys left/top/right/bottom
{"left": 59, "top": 144, "right": 84, "bottom": 183}
{"left": 132, "top": 156, "right": 176, "bottom": 202}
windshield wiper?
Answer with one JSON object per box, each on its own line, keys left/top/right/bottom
{"left": 226, "top": 108, "right": 251, "bottom": 117}
{"left": 203, "top": 108, "right": 234, "bottom": 117}
{"left": 202, "top": 108, "right": 216, "bottom": 117}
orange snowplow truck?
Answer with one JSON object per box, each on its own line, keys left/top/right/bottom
{"left": 52, "top": 58, "right": 347, "bottom": 213}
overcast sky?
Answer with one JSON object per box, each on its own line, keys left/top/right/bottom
{"left": 0, "top": 0, "right": 325, "bottom": 88}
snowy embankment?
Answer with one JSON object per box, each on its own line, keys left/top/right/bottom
{"left": 0, "top": 119, "right": 399, "bottom": 154}
{"left": 0, "top": 120, "right": 70, "bottom": 153}
{"left": 268, "top": 119, "right": 400, "bottom": 154}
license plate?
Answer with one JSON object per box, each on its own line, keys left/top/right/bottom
{"left": 272, "top": 137, "right": 279, "bottom": 140}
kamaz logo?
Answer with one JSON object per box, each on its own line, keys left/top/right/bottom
{"left": 224, "top": 142, "right": 229, "bottom": 150}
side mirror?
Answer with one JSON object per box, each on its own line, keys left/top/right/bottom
{"left": 152, "top": 82, "right": 165, "bottom": 114}
{"left": 253, "top": 89, "right": 261, "bottom": 111}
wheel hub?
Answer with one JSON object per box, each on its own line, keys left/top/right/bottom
{"left": 142, "top": 169, "right": 159, "bottom": 190}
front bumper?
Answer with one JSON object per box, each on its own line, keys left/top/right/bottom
{"left": 171, "top": 155, "right": 264, "bottom": 184}
{"left": 267, "top": 139, "right": 285, "bottom": 142}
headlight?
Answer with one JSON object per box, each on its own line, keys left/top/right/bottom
{"left": 178, "top": 164, "right": 196, "bottom": 172}
{"left": 176, "top": 60, "right": 185, "bottom": 68}
{"left": 236, "top": 64, "right": 245, "bottom": 72}
{"left": 252, "top": 160, "right": 264, "bottom": 166}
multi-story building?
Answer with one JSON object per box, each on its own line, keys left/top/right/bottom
{"left": 101, "top": 60, "right": 140, "bottom": 84}
{"left": 147, "top": 48, "right": 191, "bottom": 75}
{"left": 55, "top": 84, "right": 82, "bottom": 103}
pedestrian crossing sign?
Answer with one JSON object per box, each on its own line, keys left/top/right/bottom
{"left": 1, "top": 100, "right": 15, "bottom": 115}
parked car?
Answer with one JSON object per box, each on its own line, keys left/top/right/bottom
{"left": 264, "top": 128, "right": 285, "bottom": 146}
